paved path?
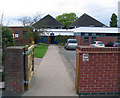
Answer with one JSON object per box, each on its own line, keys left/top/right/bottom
{"left": 34, "top": 58, "right": 42, "bottom": 71}
{"left": 23, "top": 45, "right": 77, "bottom": 96}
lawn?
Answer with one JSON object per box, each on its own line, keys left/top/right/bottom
{"left": 20, "top": 44, "right": 48, "bottom": 58}
{"left": 34, "top": 46, "right": 48, "bottom": 58}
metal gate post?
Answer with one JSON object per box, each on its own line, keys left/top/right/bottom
{"left": 32, "top": 41, "right": 34, "bottom": 73}
{"left": 25, "top": 45, "right": 29, "bottom": 90}
{"left": 76, "top": 50, "right": 80, "bottom": 93}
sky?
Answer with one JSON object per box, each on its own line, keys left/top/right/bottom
{"left": 0, "top": 0, "right": 119, "bottom": 26}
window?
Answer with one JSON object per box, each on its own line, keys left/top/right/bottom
{"left": 100, "top": 34, "right": 106, "bottom": 36}
{"left": 117, "top": 38, "right": 120, "bottom": 42}
{"left": 23, "top": 31, "right": 27, "bottom": 35}
{"left": 96, "top": 33, "right": 106, "bottom": 36}
{"left": 81, "top": 33, "right": 84, "bottom": 36}
{"left": 84, "top": 33, "right": 89, "bottom": 36}
{"left": 50, "top": 33, "right": 54, "bottom": 36}
{"left": 92, "top": 37, "right": 96, "bottom": 42}
{"left": 84, "top": 33, "right": 89, "bottom": 42}
{"left": 90, "top": 25, "right": 94, "bottom": 27}
{"left": 15, "top": 31, "right": 19, "bottom": 38}
{"left": 74, "top": 33, "right": 81, "bottom": 36}
{"left": 92, "top": 33, "right": 96, "bottom": 36}
{"left": 12, "top": 34, "right": 14, "bottom": 38}
{"left": 91, "top": 41, "right": 96, "bottom": 44}
{"left": 97, "top": 42, "right": 104, "bottom": 44}
{"left": 68, "top": 40, "right": 77, "bottom": 43}
{"left": 84, "top": 37, "right": 89, "bottom": 42}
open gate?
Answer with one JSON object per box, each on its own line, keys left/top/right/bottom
{"left": 24, "top": 41, "right": 34, "bottom": 90}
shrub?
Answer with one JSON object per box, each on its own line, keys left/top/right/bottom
{"left": 2, "top": 27, "right": 15, "bottom": 49}
{"left": 2, "top": 27, "right": 15, "bottom": 81}
{"left": 2, "top": 71, "right": 5, "bottom": 81}
{"left": 55, "top": 35, "right": 74, "bottom": 45}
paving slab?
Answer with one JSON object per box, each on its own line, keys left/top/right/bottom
{"left": 0, "top": 82, "right": 4, "bottom": 89}
{"left": 23, "top": 45, "right": 77, "bottom": 96}
{"left": 34, "top": 58, "right": 42, "bottom": 71}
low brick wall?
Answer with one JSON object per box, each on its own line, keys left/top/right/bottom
{"left": 76, "top": 46, "right": 120, "bottom": 96}
{"left": 4, "top": 47, "right": 25, "bottom": 96}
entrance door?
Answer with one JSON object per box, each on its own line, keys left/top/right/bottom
{"left": 50, "top": 33, "right": 55, "bottom": 44}
{"left": 50, "top": 36, "right": 55, "bottom": 44}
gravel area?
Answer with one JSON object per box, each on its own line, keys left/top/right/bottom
{"left": 59, "top": 46, "right": 76, "bottom": 70}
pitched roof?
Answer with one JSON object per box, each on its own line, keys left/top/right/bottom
{"left": 32, "top": 14, "right": 64, "bottom": 28}
{"left": 69, "top": 13, "right": 107, "bottom": 28}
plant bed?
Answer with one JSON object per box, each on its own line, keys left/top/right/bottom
{"left": 2, "top": 71, "right": 4, "bottom": 82}
{"left": 37, "top": 42, "right": 49, "bottom": 47}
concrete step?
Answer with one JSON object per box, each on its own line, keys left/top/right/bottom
{"left": 0, "top": 69, "right": 3, "bottom": 82}
{"left": 0, "top": 69, "right": 3, "bottom": 72}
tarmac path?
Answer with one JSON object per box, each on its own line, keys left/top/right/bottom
{"left": 23, "top": 45, "right": 77, "bottom": 96}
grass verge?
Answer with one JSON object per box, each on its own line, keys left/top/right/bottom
{"left": 20, "top": 45, "right": 48, "bottom": 58}
{"left": 34, "top": 46, "right": 48, "bottom": 58}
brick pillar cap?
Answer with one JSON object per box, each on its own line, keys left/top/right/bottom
{"left": 5, "top": 46, "right": 24, "bottom": 49}
{"left": 77, "top": 46, "right": 120, "bottom": 52}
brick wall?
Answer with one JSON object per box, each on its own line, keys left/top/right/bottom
{"left": 96, "top": 37, "right": 118, "bottom": 45}
{"left": 15, "top": 39, "right": 31, "bottom": 45}
{"left": 76, "top": 46, "right": 120, "bottom": 96}
{"left": 47, "top": 36, "right": 49, "bottom": 44}
{"left": 4, "top": 47, "right": 25, "bottom": 96}
{"left": 10, "top": 27, "right": 24, "bottom": 40}
{"left": 9, "top": 27, "right": 31, "bottom": 45}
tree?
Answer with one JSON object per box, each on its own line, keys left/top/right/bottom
{"left": 0, "top": 13, "right": 10, "bottom": 26}
{"left": 0, "top": 13, "right": 4, "bottom": 26}
{"left": 18, "top": 16, "right": 32, "bottom": 27}
{"left": 32, "top": 12, "right": 42, "bottom": 23}
{"left": 17, "top": 13, "right": 43, "bottom": 43}
{"left": 2, "top": 27, "right": 15, "bottom": 67}
{"left": 110, "top": 13, "right": 118, "bottom": 27}
{"left": 56, "top": 13, "right": 78, "bottom": 28}
{"left": 18, "top": 12, "right": 42, "bottom": 27}
{"left": 33, "top": 30, "right": 40, "bottom": 44}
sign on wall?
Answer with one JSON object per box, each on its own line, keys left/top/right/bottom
{"left": 15, "top": 31, "right": 19, "bottom": 38}
{"left": 83, "top": 54, "right": 89, "bottom": 61}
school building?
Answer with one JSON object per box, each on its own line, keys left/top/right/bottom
{"left": 9, "top": 13, "right": 120, "bottom": 45}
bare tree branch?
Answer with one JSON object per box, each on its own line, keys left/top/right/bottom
{"left": 0, "top": 13, "right": 4, "bottom": 26}
{"left": 18, "top": 16, "right": 32, "bottom": 26}
{"left": 17, "top": 12, "right": 42, "bottom": 27}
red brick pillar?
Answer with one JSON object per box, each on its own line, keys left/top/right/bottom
{"left": 4, "top": 47, "right": 25, "bottom": 96}
{"left": 47, "top": 36, "right": 49, "bottom": 44}
{"left": 76, "top": 46, "right": 120, "bottom": 96}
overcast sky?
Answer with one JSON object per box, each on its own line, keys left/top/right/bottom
{"left": 0, "top": 0, "right": 119, "bottom": 26}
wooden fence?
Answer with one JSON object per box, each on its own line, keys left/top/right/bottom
{"left": 24, "top": 41, "right": 34, "bottom": 90}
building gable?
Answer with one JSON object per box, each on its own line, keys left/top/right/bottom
{"left": 69, "top": 13, "right": 107, "bottom": 28}
{"left": 32, "top": 14, "right": 64, "bottom": 29}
